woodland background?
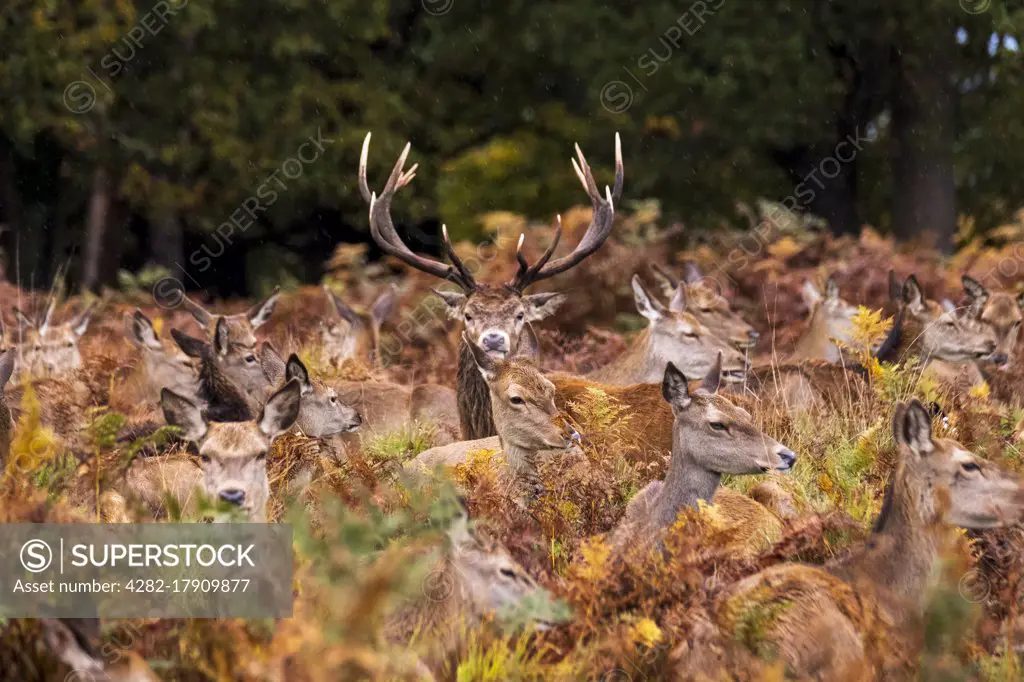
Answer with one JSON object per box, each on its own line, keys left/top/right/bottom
{"left": 0, "top": 0, "right": 1022, "bottom": 297}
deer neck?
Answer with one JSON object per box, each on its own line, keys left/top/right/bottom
{"left": 590, "top": 328, "right": 663, "bottom": 384}
{"left": 875, "top": 308, "right": 928, "bottom": 367}
{"left": 789, "top": 306, "right": 839, "bottom": 363}
{"left": 457, "top": 340, "right": 496, "bottom": 440}
{"left": 650, "top": 427, "right": 721, "bottom": 531}
{"left": 197, "top": 355, "right": 257, "bottom": 422}
{"left": 497, "top": 435, "right": 539, "bottom": 479}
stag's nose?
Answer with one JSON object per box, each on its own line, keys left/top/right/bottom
{"left": 775, "top": 448, "right": 796, "bottom": 471}
{"left": 480, "top": 332, "right": 507, "bottom": 353}
{"left": 219, "top": 489, "right": 246, "bottom": 506}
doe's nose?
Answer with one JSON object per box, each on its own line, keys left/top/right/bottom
{"left": 748, "top": 330, "right": 760, "bottom": 340}
{"left": 219, "top": 489, "right": 246, "bottom": 506}
{"left": 776, "top": 448, "right": 796, "bottom": 471}
{"left": 991, "top": 352, "right": 1009, "bottom": 366}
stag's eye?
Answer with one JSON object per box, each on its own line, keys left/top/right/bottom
{"left": 961, "top": 462, "right": 981, "bottom": 473}
{"left": 709, "top": 422, "right": 728, "bottom": 432}
{"left": 66, "top": 342, "right": 74, "bottom": 348}
{"left": 464, "top": 313, "right": 473, "bottom": 322}
{"left": 509, "top": 396, "right": 525, "bottom": 406}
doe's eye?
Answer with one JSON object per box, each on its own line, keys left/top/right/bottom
{"left": 256, "top": 451, "right": 268, "bottom": 461}
{"left": 199, "top": 454, "right": 211, "bottom": 464}
{"left": 516, "top": 312, "right": 525, "bottom": 322}
{"left": 961, "top": 462, "right": 981, "bottom": 473}
{"left": 329, "top": 395, "right": 337, "bottom": 404}
{"left": 509, "top": 396, "right": 525, "bottom": 406}
{"left": 709, "top": 422, "right": 727, "bottom": 432}
{"left": 244, "top": 354, "right": 257, "bottom": 363}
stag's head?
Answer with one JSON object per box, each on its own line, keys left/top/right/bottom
{"left": 632, "top": 275, "right": 748, "bottom": 384}
{"left": 959, "top": 275, "right": 1022, "bottom": 369}
{"left": 13, "top": 300, "right": 94, "bottom": 376}
{"left": 901, "top": 275, "right": 995, "bottom": 364}
{"left": 259, "top": 342, "right": 362, "bottom": 438}
{"left": 321, "top": 285, "right": 397, "bottom": 366}
{"left": 662, "top": 353, "right": 796, "bottom": 475}
{"left": 650, "top": 262, "right": 759, "bottom": 351}
{"left": 891, "top": 399, "right": 1024, "bottom": 529}
{"left": 124, "top": 309, "right": 198, "bottom": 399}
{"left": 180, "top": 287, "right": 280, "bottom": 349}
{"left": 359, "top": 131, "right": 622, "bottom": 360}
{"left": 160, "top": 380, "right": 301, "bottom": 522}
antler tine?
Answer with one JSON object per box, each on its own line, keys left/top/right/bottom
{"left": 361, "top": 133, "right": 475, "bottom": 290}
{"left": 508, "top": 134, "right": 622, "bottom": 291}
{"left": 441, "top": 225, "right": 476, "bottom": 286}
{"left": 510, "top": 216, "right": 563, "bottom": 291}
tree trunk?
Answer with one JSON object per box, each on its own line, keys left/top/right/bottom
{"left": 150, "top": 208, "right": 184, "bottom": 268}
{"left": 890, "top": 13, "right": 957, "bottom": 252}
{"left": 0, "top": 136, "right": 22, "bottom": 283}
{"left": 775, "top": 145, "right": 861, "bottom": 236}
{"left": 81, "top": 165, "right": 111, "bottom": 292}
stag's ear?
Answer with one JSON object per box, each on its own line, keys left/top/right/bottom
{"left": 432, "top": 289, "right": 467, "bottom": 320}
{"left": 902, "top": 275, "right": 925, "bottom": 313}
{"left": 160, "top": 388, "right": 209, "bottom": 442}
{"left": 464, "top": 331, "right": 498, "bottom": 382}
{"left": 247, "top": 286, "right": 280, "bottom": 329}
{"left": 961, "top": 275, "right": 988, "bottom": 317}
{"left": 125, "top": 310, "right": 161, "bottom": 349}
{"left": 181, "top": 295, "right": 213, "bottom": 328}
{"left": 632, "top": 275, "right": 666, "bottom": 321}
{"left": 259, "top": 378, "right": 302, "bottom": 438}
{"left": 697, "top": 351, "right": 722, "bottom": 395}
{"left": 370, "top": 285, "right": 398, "bottom": 326}
{"left": 515, "top": 326, "right": 540, "bottom": 360}
{"left": 893, "top": 399, "right": 934, "bottom": 456}
{"left": 170, "top": 328, "right": 208, "bottom": 358}
{"left": 285, "top": 354, "right": 313, "bottom": 394}
{"left": 888, "top": 270, "right": 903, "bottom": 303}
{"left": 824, "top": 276, "right": 840, "bottom": 303}
{"left": 801, "top": 281, "right": 822, "bottom": 309}
{"left": 259, "top": 342, "right": 286, "bottom": 385}
{"left": 325, "top": 287, "right": 361, "bottom": 326}
{"left": 0, "top": 349, "right": 15, "bottom": 389}
{"left": 214, "top": 317, "right": 231, "bottom": 356}
{"left": 71, "top": 302, "right": 95, "bottom": 337}
{"left": 523, "top": 292, "right": 566, "bottom": 322}
{"left": 662, "top": 362, "right": 692, "bottom": 410}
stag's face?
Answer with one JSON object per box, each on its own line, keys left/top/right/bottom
{"left": 436, "top": 286, "right": 566, "bottom": 359}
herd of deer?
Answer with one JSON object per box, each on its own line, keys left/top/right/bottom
{"left": 3, "top": 132, "right": 1024, "bottom": 680}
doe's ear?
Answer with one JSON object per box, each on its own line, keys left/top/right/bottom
{"left": 697, "top": 351, "right": 722, "bottom": 395}
{"left": 160, "top": 388, "right": 209, "bottom": 443}
{"left": 431, "top": 289, "right": 467, "bottom": 320}
{"left": 649, "top": 263, "right": 678, "bottom": 300}
{"left": 902, "top": 275, "right": 925, "bottom": 313}
{"left": 125, "top": 310, "right": 161, "bottom": 349}
{"left": 71, "top": 302, "right": 95, "bottom": 337}
{"left": 888, "top": 270, "right": 904, "bottom": 303}
{"left": 893, "top": 399, "right": 934, "bottom": 456}
{"left": 370, "top": 285, "right": 398, "bottom": 326}
{"left": 258, "top": 378, "right": 302, "bottom": 438}
{"left": 247, "top": 286, "right": 280, "bottom": 329}
{"left": 214, "top": 317, "right": 231, "bottom": 356}
{"left": 662, "top": 361, "right": 692, "bottom": 410}
{"left": 181, "top": 295, "right": 213, "bottom": 329}
{"left": 285, "top": 354, "right": 313, "bottom": 394}
{"left": 259, "top": 341, "right": 286, "bottom": 385}
{"left": 463, "top": 331, "right": 498, "bottom": 382}
{"left": 170, "top": 328, "right": 209, "bottom": 358}
{"left": 632, "top": 275, "right": 666, "bottom": 322}
{"left": 682, "top": 261, "right": 704, "bottom": 285}
{"left": 961, "top": 275, "right": 989, "bottom": 317}
{"left": 523, "top": 292, "right": 566, "bottom": 322}
{"left": 824, "top": 276, "right": 840, "bottom": 303}
{"left": 325, "top": 286, "right": 361, "bottom": 326}
{"left": 0, "top": 349, "right": 15, "bottom": 389}
{"left": 801, "top": 281, "right": 822, "bottom": 309}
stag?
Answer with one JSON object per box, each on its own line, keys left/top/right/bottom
{"left": 359, "top": 132, "right": 623, "bottom": 439}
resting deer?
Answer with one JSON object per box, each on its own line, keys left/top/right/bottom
{"left": 876, "top": 274, "right": 996, "bottom": 394}
{"left": 12, "top": 299, "right": 95, "bottom": 377}
{"left": 650, "top": 262, "right": 760, "bottom": 351}
{"left": 359, "top": 131, "right": 622, "bottom": 440}
{"left": 38, "top": 618, "right": 159, "bottom": 682}
{"left": 159, "top": 380, "right": 301, "bottom": 521}
{"left": 588, "top": 275, "right": 747, "bottom": 385}
{"left": 387, "top": 498, "right": 557, "bottom": 665}
{"left": 787, "top": 276, "right": 860, "bottom": 364}
{"left": 322, "top": 285, "right": 397, "bottom": 367}
{"left": 180, "top": 286, "right": 280, "bottom": 348}
{"left": 714, "top": 399, "right": 1024, "bottom": 679}
{"left": 410, "top": 333, "right": 578, "bottom": 498}
{"left": 608, "top": 353, "right": 795, "bottom": 554}
{"left": 110, "top": 309, "right": 200, "bottom": 411}
{"left": 959, "top": 274, "right": 1022, "bottom": 370}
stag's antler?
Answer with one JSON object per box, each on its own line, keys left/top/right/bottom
{"left": 359, "top": 133, "right": 476, "bottom": 291}
{"left": 508, "top": 133, "right": 623, "bottom": 293}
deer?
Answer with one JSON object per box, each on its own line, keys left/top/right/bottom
{"left": 11, "top": 299, "right": 95, "bottom": 377}
{"left": 321, "top": 284, "right": 397, "bottom": 367}
{"left": 37, "top": 618, "right": 160, "bottom": 682}
{"left": 713, "top": 399, "right": 1024, "bottom": 680}
{"left": 959, "top": 274, "right": 1022, "bottom": 370}
{"left": 607, "top": 352, "right": 796, "bottom": 555}
{"left": 359, "top": 130, "right": 622, "bottom": 440}
{"left": 787, "top": 275, "right": 861, "bottom": 364}
{"left": 387, "top": 497, "right": 558, "bottom": 668}
{"left": 875, "top": 274, "right": 997, "bottom": 395}
{"left": 410, "top": 332, "right": 579, "bottom": 499}
{"left": 0, "top": 349, "right": 15, "bottom": 472}
{"left": 179, "top": 286, "right": 280, "bottom": 348}
{"left": 649, "top": 262, "right": 760, "bottom": 351}
{"left": 587, "top": 275, "right": 748, "bottom": 385}
{"left": 109, "top": 309, "right": 200, "bottom": 412}
{"left": 158, "top": 379, "right": 301, "bottom": 522}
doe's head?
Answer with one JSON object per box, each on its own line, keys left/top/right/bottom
{"left": 160, "top": 379, "right": 301, "bottom": 521}
{"left": 13, "top": 301, "right": 94, "bottom": 376}
{"left": 650, "top": 262, "right": 759, "bottom": 350}
{"left": 123, "top": 309, "right": 198, "bottom": 399}
{"left": 902, "top": 275, "right": 995, "bottom": 363}
{"left": 181, "top": 286, "right": 280, "bottom": 349}
{"left": 322, "top": 285, "right": 397, "bottom": 366}
{"left": 959, "top": 274, "right": 1022, "bottom": 368}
